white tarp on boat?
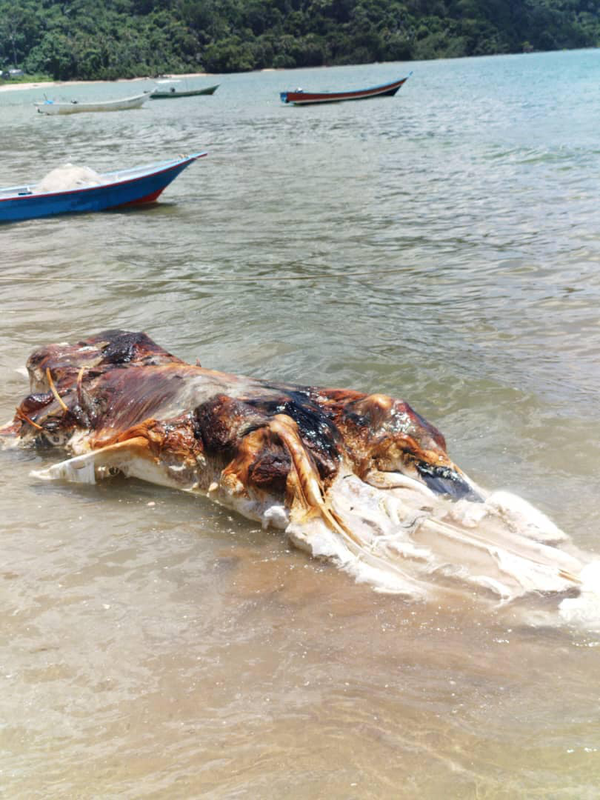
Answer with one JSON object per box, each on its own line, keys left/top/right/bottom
{"left": 33, "top": 164, "right": 105, "bottom": 194}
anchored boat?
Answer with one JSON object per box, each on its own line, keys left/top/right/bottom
{"left": 150, "top": 84, "right": 219, "bottom": 99}
{"left": 0, "top": 152, "right": 207, "bottom": 223}
{"left": 35, "top": 92, "right": 151, "bottom": 115}
{"left": 280, "top": 73, "right": 411, "bottom": 106}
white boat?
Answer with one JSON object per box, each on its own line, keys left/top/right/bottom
{"left": 35, "top": 92, "right": 150, "bottom": 115}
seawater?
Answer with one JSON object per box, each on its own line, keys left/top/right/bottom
{"left": 1, "top": 50, "right": 600, "bottom": 798}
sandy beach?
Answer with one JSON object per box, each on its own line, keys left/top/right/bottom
{"left": 0, "top": 72, "right": 212, "bottom": 93}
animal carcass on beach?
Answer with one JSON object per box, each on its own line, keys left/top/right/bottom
{"left": 2, "top": 330, "right": 599, "bottom": 625}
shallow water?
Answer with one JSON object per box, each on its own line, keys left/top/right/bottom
{"left": 1, "top": 50, "right": 600, "bottom": 798}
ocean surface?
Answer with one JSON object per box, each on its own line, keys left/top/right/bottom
{"left": 1, "top": 49, "right": 600, "bottom": 798}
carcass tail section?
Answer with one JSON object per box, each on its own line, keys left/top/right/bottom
{"left": 289, "top": 468, "right": 588, "bottom": 602}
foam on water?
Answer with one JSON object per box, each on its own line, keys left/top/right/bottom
{"left": 559, "top": 562, "right": 600, "bottom": 630}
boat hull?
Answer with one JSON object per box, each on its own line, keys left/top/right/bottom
{"left": 0, "top": 154, "right": 206, "bottom": 223}
{"left": 35, "top": 93, "right": 150, "bottom": 115}
{"left": 150, "top": 85, "right": 219, "bottom": 99}
{"left": 280, "top": 75, "right": 410, "bottom": 106}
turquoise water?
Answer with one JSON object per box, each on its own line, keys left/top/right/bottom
{"left": 1, "top": 50, "right": 600, "bottom": 798}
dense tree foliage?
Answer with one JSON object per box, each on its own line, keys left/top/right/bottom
{"left": 0, "top": 0, "right": 598, "bottom": 81}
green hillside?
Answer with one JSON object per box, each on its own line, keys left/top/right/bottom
{"left": 1, "top": 0, "right": 598, "bottom": 81}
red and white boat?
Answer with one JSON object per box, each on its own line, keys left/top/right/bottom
{"left": 280, "top": 73, "right": 411, "bottom": 106}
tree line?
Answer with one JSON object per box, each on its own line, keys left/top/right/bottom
{"left": 0, "top": 0, "right": 598, "bottom": 81}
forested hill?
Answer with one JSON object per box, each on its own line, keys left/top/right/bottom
{"left": 1, "top": 0, "right": 598, "bottom": 81}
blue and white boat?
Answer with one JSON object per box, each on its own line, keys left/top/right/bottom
{"left": 0, "top": 153, "right": 206, "bottom": 223}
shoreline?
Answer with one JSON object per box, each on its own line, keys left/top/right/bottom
{"left": 0, "top": 72, "right": 212, "bottom": 93}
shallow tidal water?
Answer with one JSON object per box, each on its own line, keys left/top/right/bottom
{"left": 1, "top": 50, "right": 600, "bottom": 798}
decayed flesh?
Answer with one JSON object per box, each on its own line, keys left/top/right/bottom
{"left": 2, "top": 330, "right": 599, "bottom": 625}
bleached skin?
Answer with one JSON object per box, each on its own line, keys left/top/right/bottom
{"left": 2, "top": 330, "right": 599, "bottom": 628}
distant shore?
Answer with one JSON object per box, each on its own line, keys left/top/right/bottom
{"left": 0, "top": 72, "right": 212, "bottom": 93}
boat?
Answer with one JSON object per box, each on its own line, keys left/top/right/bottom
{"left": 34, "top": 91, "right": 151, "bottom": 115}
{"left": 0, "top": 152, "right": 207, "bottom": 223}
{"left": 150, "top": 84, "right": 219, "bottom": 99}
{"left": 280, "top": 73, "right": 411, "bottom": 106}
